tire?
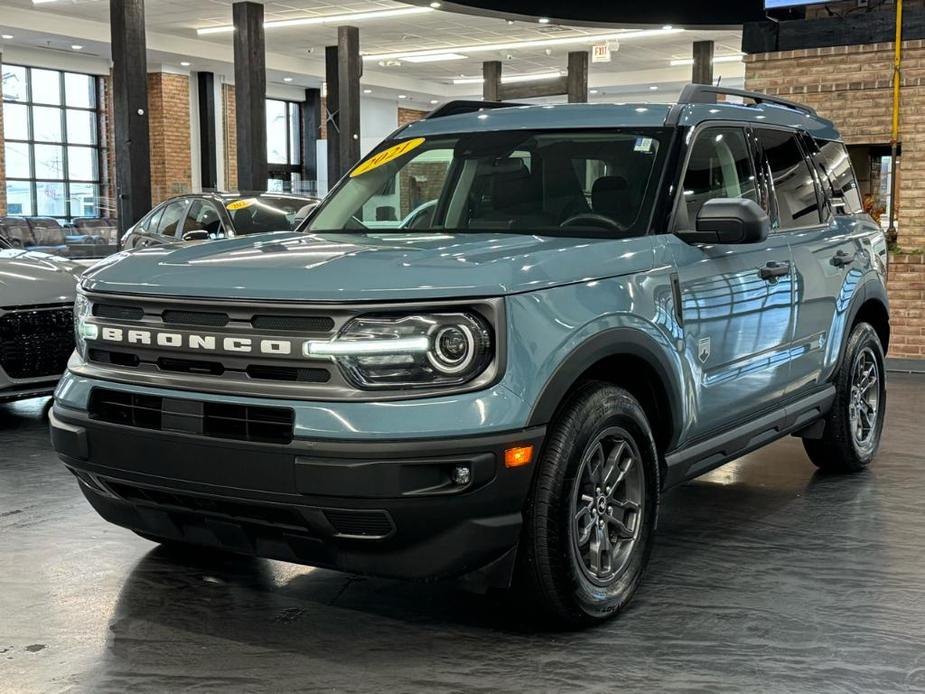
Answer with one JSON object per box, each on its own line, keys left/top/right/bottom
{"left": 804, "top": 322, "right": 886, "bottom": 473}
{"left": 517, "top": 382, "right": 660, "bottom": 627}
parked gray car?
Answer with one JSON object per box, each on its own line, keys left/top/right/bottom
{"left": 122, "top": 193, "right": 319, "bottom": 250}
{"left": 0, "top": 235, "right": 81, "bottom": 403}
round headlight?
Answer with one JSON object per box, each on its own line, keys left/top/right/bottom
{"left": 429, "top": 324, "right": 475, "bottom": 374}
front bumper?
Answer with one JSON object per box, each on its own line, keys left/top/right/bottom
{"left": 51, "top": 402, "right": 544, "bottom": 584}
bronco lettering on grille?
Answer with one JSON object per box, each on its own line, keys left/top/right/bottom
{"left": 94, "top": 327, "right": 294, "bottom": 356}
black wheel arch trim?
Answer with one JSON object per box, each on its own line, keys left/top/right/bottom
{"left": 525, "top": 327, "right": 684, "bottom": 450}
{"left": 838, "top": 275, "right": 890, "bottom": 371}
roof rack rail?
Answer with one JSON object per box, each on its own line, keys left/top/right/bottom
{"left": 677, "top": 84, "right": 818, "bottom": 117}
{"left": 424, "top": 100, "right": 525, "bottom": 120}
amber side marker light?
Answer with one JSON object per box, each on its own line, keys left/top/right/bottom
{"left": 505, "top": 445, "right": 534, "bottom": 468}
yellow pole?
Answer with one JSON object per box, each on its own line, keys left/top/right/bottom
{"left": 887, "top": 0, "right": 903, "bottom": 244}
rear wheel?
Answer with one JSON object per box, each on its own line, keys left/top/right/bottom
{"left": 517, "top": 382, "right": 659, "bottom": 627}
{"left": 803, "top": 322, "right": 886, "bottom": 473}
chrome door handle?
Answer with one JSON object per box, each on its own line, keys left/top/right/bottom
{"left": 758, "top": 261, "right": 791, "bottom": 281}
{"left": 831, "top": 250, "right": 856, "bottom": 268}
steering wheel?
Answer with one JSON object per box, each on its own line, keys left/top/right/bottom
{"left": 560, "top": 213, "right": 624, "bottom": 231}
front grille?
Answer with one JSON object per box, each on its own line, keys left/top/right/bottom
{"left": 324, "top": 509, "right": 395, "bottom": 538}
{"left": 0, "top": 306, "right": 74, "bottom": 379}
{"left": 252, "top": 315, "right": 335, "bottom": 332}
{"left": 88, "top": 388, "right": 294, "bottom": 444}
{"left": 94, "top": 304, "right": 143, "bottom": 321}
{"left": 162, "top": 309, "right": 229, "bottom": 327}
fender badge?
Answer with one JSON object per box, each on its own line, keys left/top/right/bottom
{"left": 698, "top": 337, "right": 711, "bottom": 364}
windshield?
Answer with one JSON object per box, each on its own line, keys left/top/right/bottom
{"left": 227, "top": 196, "right": 317, "bottom": 235}
{"left": 306, "top": 129, "right": 669, "bottom": 236}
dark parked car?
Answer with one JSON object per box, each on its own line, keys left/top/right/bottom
{"left": 122, "top": 193, "right": 319, "bottom": 250}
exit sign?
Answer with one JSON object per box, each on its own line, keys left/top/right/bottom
{"left": 592, "top": 43, "right": 611, "bottom": 63}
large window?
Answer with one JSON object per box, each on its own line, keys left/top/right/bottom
{"left": 266, "top": 99, "right": 302, "bottom": 193}
{"left": 2, "top": 65, "right": 104, "bottom": 220}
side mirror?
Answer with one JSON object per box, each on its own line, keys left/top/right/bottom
{"left": 678, "top": 198, "right": 770, "bottom": 245}
{"left": 182, "top": 229, "right": 210, "bottom": 242}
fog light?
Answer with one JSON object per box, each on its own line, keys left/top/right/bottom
{"left": 452, "top": 465, "right": 471, "bottom": 486}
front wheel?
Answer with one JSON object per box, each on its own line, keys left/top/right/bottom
{"left": 517, "top": 382, "right": 660, "bottom": 627}
{"left": 804, "top": 322, "right": 886, "bottom": 473}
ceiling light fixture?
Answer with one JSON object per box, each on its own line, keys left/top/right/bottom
{"left": 430, "top": 99, "right": 439, "bottom": 104}
{"left": 670, "top": 54, "right": 744, "bottom": 66}
{"left": 538, "top": 17, "right": 550, "bottom": 24}
{"left": 402, "top": 52, "right": 467, "bottom": 63}
{"left": 589, "top": 89, "right": 599, "bottom": 95}
{"left": 32, "top": 0, "right": 58, "bottom": 4}
{"left": 649, "top": 85, "right": 659, "bottom": 90}
{"left": 429, "top": 1, "right": 441, "bottom": 7}
{"left": 197, "top": 6, "right": 433, "bottom": 35}
{"left": 453, "top": 70, "right": 562, "bottom": 85}
{"left": 1, "top": 34, "right": 13, "bottom": 40}
{"left": 363, "top": 27, "right": 684, "bottom": 62}
{"left": 398, "top": 94, "right": 408, "bottom": 99}
{"left": 363, "top": 88, "right": 372, "bottom": 94}
{"left": 71, "top": 44, "right": 83, "bottom": 50}
{"left": 283, "top": 76, "right": 293, "bottom": 82}
{"left": 180, "top": 61, "right": 191, "bottom": 66}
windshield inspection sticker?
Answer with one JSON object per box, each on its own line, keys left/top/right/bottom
{"left": 350, "top": 137, "right": 426, "bottom": 177}
{"left": 226, "top": 199, "right": 256, "bottom": 211}
{"left": 634, "top": 137, "right": 655, "bottom": 153}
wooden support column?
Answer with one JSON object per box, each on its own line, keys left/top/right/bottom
{"left": 197, "top": 72, "right": 217, "bottom": 191}
{"left": 483, "top": 61, "right": 502, "bottom": 101}
{"left": 692, "top": 40, "right": 715, "bottom": 85}
{"left": 337, "top": 26, "right": 361, "bottom": 177}
{"left": 325, "top": 45, "right": 341, "bottom": 188}
{"left": 566, "top": 51, "right": 589, "bottom": 103}
{"left": 110, "top": 0, "right": 151, "bottom": 234}
{"left": 232, "top": 1, "right": 267, "bottom": 193}
{"left": 302, "top": 87, "right": 321, "bottom": 194}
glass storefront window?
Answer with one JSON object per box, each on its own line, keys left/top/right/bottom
{"left": 266, "top": 98, "right": 303, "bottom": 192}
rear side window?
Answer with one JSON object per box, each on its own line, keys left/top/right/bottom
{"left": 680, "top": 127, "right": 758, "bottom": 224}
{"left": 813, "top": 139, "right": 863, "bottom": 215}
{"left": 757, "top": 129, "right": 821, "bottom": 230}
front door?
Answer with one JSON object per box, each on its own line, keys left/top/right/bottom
{"left": 667, "top": 125, "right": 795, "bottom": 440}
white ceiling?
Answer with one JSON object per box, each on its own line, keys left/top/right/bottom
{"left": 0, "top": 0, "right": 745, "bottom": 105}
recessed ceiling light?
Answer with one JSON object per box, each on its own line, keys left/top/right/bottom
{"left": 670, "top": 54, "right": 744, "bottom": 66}
{"left": 71, "top": 44, "right": 83, "bottom": 50}
{"left": 538, "top": 17, "right": 550, "bottom": 24}
{"left": 430, "top": 99, "right": 439, "bottom": 104}
{"left": 283, "top": 76, "right": 293, "bottom": 82}
{"left": 589, "top": 89, "right": 599, "bottom": 95}
{"left": 649, "top": 85, "right": 659, "bottom": 90}
{"left": 363, "top": 27, "right": 683, "bottom": 62}
{"left": 429, "top": 1, "right": 441, "bottom": 7}
{"left": 506, "top": 20, "right": 515, "bottom": 25}
{"left": 180, "top": 61, "right": 191, "bottom": 66}
{"left": 363, "top": 88, "right": 372, "bottom": 94}
{"left": 197, "top": 6, "right": 433, "bottom": 35}
{"left": 663, "top": 25, "right": 673, "bottom": 31}
{"left": 1, "top": 34, "right": 13, "bottom": 40}
{"left": 403, "top": 52, "right": 467, "bottom": 63}
{"left": 398, "top": 94, "right": 407, "bottom": 99}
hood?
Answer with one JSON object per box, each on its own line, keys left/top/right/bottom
{"left": 0, "top": 249, "right": 81, "bottom": 308}
{"left": 81, "top": 231, "right": 655, "bottom": 302}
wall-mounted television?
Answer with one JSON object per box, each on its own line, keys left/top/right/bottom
{"left": 764, "top": 0, "right": 832, "bottom": 7}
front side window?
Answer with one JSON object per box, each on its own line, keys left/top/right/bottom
{"left": 679, "top": 127, "right": 758, "bottom": 228}
{"left": 306, "top": 129, "right": 668, "bottom": 237}
{"left": 2, "top": 65, "right": 104, "bottom": 220}
{"left": 757, "top": 129, "right": 821, "bottom": 230}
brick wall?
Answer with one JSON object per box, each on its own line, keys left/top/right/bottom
{"left": 147, "top": 72, "right": 192, "bottom": 204}
{"left": 222, "top": 84, "right": 237, "bottom": 191}
{"left": 99, "top": 74, "right": 116, "bottom": 218}
{"left": 745, "top": 42, "right": 925, "bottom": 250}
{"left": 398, "top": 107, "right": 428, "bottom": 127}
{"left": 888, "top": 255, "right": 925, "bottom": 359}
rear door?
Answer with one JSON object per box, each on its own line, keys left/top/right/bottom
{"left": 667, "top": 124, "right": 796, "bottom": 439}
{"left": 759, "top": 129, "right": 864, "bottom": 394}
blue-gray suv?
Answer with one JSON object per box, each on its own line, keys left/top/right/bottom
{"left": 51, "top": 85, "right": 890, "bottom": 626}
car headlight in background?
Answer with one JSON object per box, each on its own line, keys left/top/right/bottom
{"left": 305, "top": 312, "right": 493, "bottom": 389}
{"left": 73, "top": 293, "right": 96, "bottom": 360}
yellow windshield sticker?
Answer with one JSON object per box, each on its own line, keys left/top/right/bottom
{"left": 227, "top": 199, "right": 256, "bottom": 211}
{"left": 350, "top": 138, "right": 426, "bottom": 177}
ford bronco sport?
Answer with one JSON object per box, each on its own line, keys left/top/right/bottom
{"left": 51, "top": 85, "right": 890, "bottom": 626}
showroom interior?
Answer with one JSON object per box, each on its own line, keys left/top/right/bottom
{"left": 2, "top": 0, "right": 925, "bottom": 690}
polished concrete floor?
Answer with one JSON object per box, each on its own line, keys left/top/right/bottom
{"left": 2, "top": 375, "right": 924, "bottom": 693}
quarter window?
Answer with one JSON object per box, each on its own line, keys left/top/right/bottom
{"left": 680, "top": 127, "right": 758, "bottom": 226}
{"left": 757, "top": 129, "right": 821, "bottom": 229}
{"left": 813, "top": 139, "right": 863, "bottom": 215}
